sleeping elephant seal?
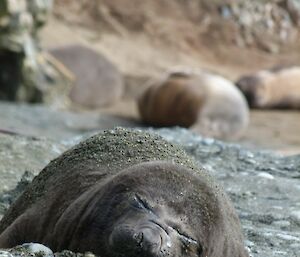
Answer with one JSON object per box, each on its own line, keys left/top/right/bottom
{"left": 49, "top": 44, "right": 124, "bottom": 109}
{"left": 0, "top": 128, "right": 249, "bottom": 257}
{"left": 138, "top": 68, "right": 249, "bottom": 140}
{"left": 236, "top": 66, "right": 300, "bottom": 109}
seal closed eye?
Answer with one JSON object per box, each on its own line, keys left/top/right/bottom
{"left": 133, "top": 194, "right": 154, "bottom": 213}
{"left": 0, "top": 128, "right": 249, "bottom": 257}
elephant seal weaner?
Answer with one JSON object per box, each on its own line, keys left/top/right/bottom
{"left": 138, "top": 68, "right": 249, "bottom": 140}
{"left": 0, "top": 128, "right": 249, "bottom": 257}
{"left": 49, "top": 44, "right": 124, "bottom": 109}
{"left": 236, "top": 66, "right": 300, "bottom": 109}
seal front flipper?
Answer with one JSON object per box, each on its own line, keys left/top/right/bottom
{"left": 0, "top": 212, "right": 31, "bottom": 248}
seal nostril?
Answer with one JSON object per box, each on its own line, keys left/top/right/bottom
{"left": 133, "top": 231, "right": 143, "bottom": 246}
{"left": 137, "top": 227, "right": 163, "bottom": 254}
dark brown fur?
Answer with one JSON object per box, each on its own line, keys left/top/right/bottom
{"left": 138, "top": 70, "right": 249, "bottom": 139}
{"left": 0, "top": 129, "right": 249, "bottom": 257}
{"left": 138, "top": 75, "right": 203, "bottom": 127}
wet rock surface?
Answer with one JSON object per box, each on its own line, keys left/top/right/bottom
{"left": 0, "top": 101, "right": 139, "bottom": 140}
{"left": 0, "top": 127, "right": 299, "bottom": 257}
{"left": 0, "top": 134, "right": 67, "bottom": 196}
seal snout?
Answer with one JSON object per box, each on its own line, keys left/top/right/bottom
{"left": 109, "top": 221, "right": 170, "bottom": 256}
{"left": 236, "top": 76, "right": 261, "bottom": 107}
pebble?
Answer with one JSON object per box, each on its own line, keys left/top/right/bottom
{"left": 0, "top": 251, "right": 13, "bottom": 257}
{"left": 272, "top": 206, "right": 284, "bottom": 210}
{"left": 22, "top": 243, "right": 54, "bottom": 257}
{"left": 245, "top": 240, "right": 255, "bottom": 247}
{"left": 257, "top": 172, "right": 274, "bottom": 180}
{"left": 290, "top": 210, "right": 300, "bottom": 222}
{"left": 290, "top": 243, "right": 300, "bottom": 249}
{"left": 273, "top": 220, "right": 290, "bottom": 228}
{"left": 83, "top": 252, "right": 96, "bottom": 257}
{"left": 276, "top": 233, "right": 300, "bottom": 242}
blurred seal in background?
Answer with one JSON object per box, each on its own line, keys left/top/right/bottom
{"left": 138, "top": 68, "right": 249, "bottom": 139}
{"left": 49, "top": 44, "right": 124, "bottom": 109}
{"left": 236, "top": 65, "right": 300, "bottom": 109}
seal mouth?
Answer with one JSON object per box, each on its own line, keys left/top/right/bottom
{"left": 149, "top": 220, "right": 168, "bottom": 234}
{"left": 236, "top": 76, "right": 261, "bottom": 108}
{"left": 140, "top": 220, "right": 170, "bottom": 252}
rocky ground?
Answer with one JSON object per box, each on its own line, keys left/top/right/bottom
{"left": 0, "top": 125, "right": 299, "bottom": 257}
{"left": 1, "top": 0, "right": 300, "bottom": 256}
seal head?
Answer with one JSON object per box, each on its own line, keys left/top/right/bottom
{"left": 50, "top": 162, "right": 209, "bottom": 257}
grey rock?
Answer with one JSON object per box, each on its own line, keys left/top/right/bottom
{"left": 0, "top": 134, "right": 67, "bottom": 194}
{"left": 286, "top": 0, "right": 300, "bottom": 25}
{"left": 0, "top": 250, "right": 13, "bottom": 257}
{"left": 21, "top": 243, "right": 54, "bottom": 257}
{"left": 0, "top": 171, "right": 35, "bottom": 216}
{"left": 0, "top": 243, "right": 53, "bottom": 257}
